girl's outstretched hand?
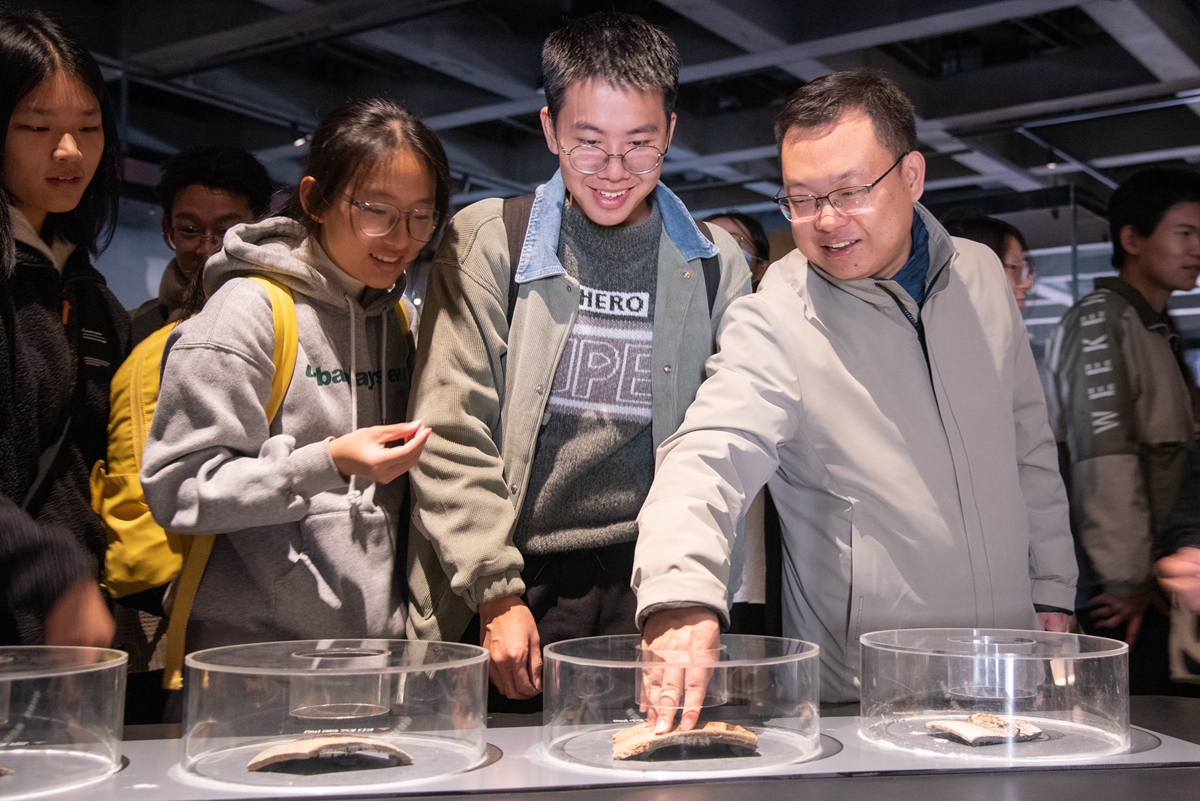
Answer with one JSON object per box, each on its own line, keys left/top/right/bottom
{"left": 329, "top": 421, "right": 430, "bottom": 484}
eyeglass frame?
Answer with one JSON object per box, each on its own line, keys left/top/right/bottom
{"left": 341, "top": 193, "right": 441, "bottom": 242}
{"left": 556, "top": 140, "right": 667, "bottom": 175}
{"left": 714, "top": 224, "right": 768, "bottom": 268}
{"left": 1003, "top": 259, "right": 1037, "bottom": 284}
{"left": 166, "top": 224, "right": 229, "bottom": 252}
{"left": 774, "top": 151, "right": 911, "bottom": 223}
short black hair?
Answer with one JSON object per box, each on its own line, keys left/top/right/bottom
{"left": 283, "top": 97, "right": 451, "bottom": 251}
{"left": 703, "top": 211, "right": 770, "bottom": 262}
{"left": 774, "top": 70, "right": 917, "bottom": 159}
{"left": 157, "top": 146, "right": 274, "bottom": 221}
{"left": 542, "top": 12, "right": 680, "bottom": 122}
{"left": 941, "top": 211, "right": 1028, "bottom": 263}
{"left": 1108, "top": 167, "right": 1200, "bottom": 268}
{"left": 0, "top": 8, "right": 121, "bottom": 271}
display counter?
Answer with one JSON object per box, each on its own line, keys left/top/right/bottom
{"left": 70, "top": 695, "right": 1200, "bottom": 801}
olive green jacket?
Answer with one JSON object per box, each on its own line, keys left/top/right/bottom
{"left": 405, "top": 185, "right": 751, "bottom": 642}
{"left": 1046, "top": 277, "right": 1196, "bottom": 601}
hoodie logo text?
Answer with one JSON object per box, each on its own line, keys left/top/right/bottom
{"left": 305, "top": 365, "right": 404, "bottom": 389}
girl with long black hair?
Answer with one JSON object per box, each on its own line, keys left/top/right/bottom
{"left": 0, "top": 8, "right": 130, "bottom": 646}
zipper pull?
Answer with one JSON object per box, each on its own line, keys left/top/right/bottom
{"left": 61, "top": 299, "right": 70, "bottom": 326}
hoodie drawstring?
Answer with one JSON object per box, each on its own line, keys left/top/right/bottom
{"left": 343, "top": 295, "right": 396, "bottom": 535}
{"left": 345, "top": 295, "right": 362, "bottom": 531}
{"left": 380, "top": 309, "right": 388, "bottom": 423}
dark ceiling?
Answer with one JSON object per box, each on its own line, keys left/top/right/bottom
{"left": 30, "top": 0, "right": 1200, "bottom": 216}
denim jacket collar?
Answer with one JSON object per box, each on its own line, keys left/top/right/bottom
{"left": 514, "top": 170, "right": 719, "bottom": 284}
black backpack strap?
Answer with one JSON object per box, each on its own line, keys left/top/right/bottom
{"left": 762, "top": 485, "right": 784, "bottom": 638}
{"left": 502, "top": 194, "right": 537, "bottom": 325}
{"left": 697, "top": 222, "right": 720, "bottom": 316}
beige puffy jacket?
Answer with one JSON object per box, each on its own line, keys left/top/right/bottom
{"left": 634, "top": 205, "right": 1078, "bottom": 702}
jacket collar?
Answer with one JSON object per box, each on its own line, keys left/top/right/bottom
{"left": 807, "top": 203, "right": 955, "bottom": 308}
{"left": 1094, "top": 276, "right": 1174, "bottom": 332}
{"left": 514, "top": 170, "right": 719, "bottom": 284}
{"left": 158, "top": 258, "right": 191, "bottom": 310}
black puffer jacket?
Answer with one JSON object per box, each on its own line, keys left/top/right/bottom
{"left": 0, "top": 237, "right": 130, "bottom": 642}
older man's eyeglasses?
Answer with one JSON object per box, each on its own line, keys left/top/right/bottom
{"left": 775, "top": 152, "right": 909, "bottom": 223}
{"left": 558, "top": 141, "right": 665, "bottom": 175}
{"left": 343, "top": 195, "right": 441, "bottom": 242}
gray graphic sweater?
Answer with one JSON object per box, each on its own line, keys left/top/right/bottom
{"left": 514, "top": 201, "right": 661, "bottom": 555}
{"left": 141, "top": 217, "right": 414, "bottom": 653}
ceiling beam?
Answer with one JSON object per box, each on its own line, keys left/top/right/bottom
{"left": 935, "top": 75, "right": 1200, "bottom": 133}
{"left": 133, "top": 0, "right": 475, "bottom": 78}
{"left": 657, "top": 0, "right": 830, "bottom": 82}
{"left": 251, "top": 0, "right": 537, "bottom": 100}
{"left": 667, "top": 81, "right": 1200, "bottom": 200}
{"left": 1082, "top": 0, "right": 1200, "bottom": 119}
{"left": 660, "top": 0, "right": 1041, "bottom": 193}
{"left": 422, "top": 0, "right": 1085, "bottom": 133}
{"left": 676, "top": 0, "right": 1081, "bottom": 83}
{"left": 1083, "top": 0, "right": 1200, "bottom": 82}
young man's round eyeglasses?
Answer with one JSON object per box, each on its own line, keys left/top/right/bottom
{"left": 343, "top": 195, "right": 441, "bottom": 242}
{"left": 775, "top": 152, "right": 909, "bottom": 223}
{"left": 167, "top": 225, "right": 228, "bottom": 251}
{"left": 558, "top": 141, "right": 665, "bottom": 175}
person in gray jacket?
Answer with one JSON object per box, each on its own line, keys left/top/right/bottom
{"left": 633, "top": 71, "right": 1077, "bottom": 726}
{"left": 405, "top": 13, "right": 750, "bottom": 709}
{"left": 141, "top": 99, "right": 448, "bottom": 654}
{"left": 1047, "top": 168, "right": 1200, "bottom": 694}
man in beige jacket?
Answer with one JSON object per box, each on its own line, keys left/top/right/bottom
{"left": 633, "top": 71, "right": 1077, "bottom": 725}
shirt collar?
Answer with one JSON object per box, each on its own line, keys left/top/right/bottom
{"left": 887, "top": 213, "right": 931, "bottom": 305}
{"left": 514, "top": 170, "right": 719, "bottom": 284}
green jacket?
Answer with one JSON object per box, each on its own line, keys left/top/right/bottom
{"left": 1046, "top": 277, "right": 1197, "bottom": 600}
{"left": 405, "top": 184, "right": 751, "bottom": 642}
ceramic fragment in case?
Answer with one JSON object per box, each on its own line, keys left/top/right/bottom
{"left": 0, "top": 646, "right": 127, "bottom": 799}
{"left": 182, "top": 639, "right": 487, "bottom": 791}
{"left": 543, "top": 634, "right": 820, "bottom": 774}
{"left": 860, "top": 628, "right": 1129, "bottom": 761}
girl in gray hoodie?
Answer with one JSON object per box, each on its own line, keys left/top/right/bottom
{"left": 141, "top": 99, "right": 450, "bottom": 654}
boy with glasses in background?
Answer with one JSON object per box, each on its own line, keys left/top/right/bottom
{"left": 405, "top": 12, "right": 750, "bottom": 710}
{"left": 130, "top": 146, "right": 273, "bottom": 344}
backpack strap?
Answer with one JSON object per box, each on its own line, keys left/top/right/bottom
{"left": 394, "top": 298, "right": 410, "bottom": 333}
{"left": 163, "top": 276, "right": 297, "bottom": 690}
{"left": 697, "top": 222, "right": 720, "bottom": 316}
{"left": 502, "top": 194, "right": 536, "bottom": 325}
{"left": 252, "top": 276, "right": 298, "bottom": 422}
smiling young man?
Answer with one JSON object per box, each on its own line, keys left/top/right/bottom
{"left": 631, "top": 71, "right": 1078, "bottom": 722}
{"left": 1046, "top": 168, "right": 1200, "bottom": 694}
{"left": 405, "top": 12, "right": 750, "bottom": 708}
{"left": 129, "top": 146, "right": 273, "bottom": 344}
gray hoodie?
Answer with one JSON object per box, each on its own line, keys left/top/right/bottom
{"left": 141, "top": 217, "right": 414, "bottom": 653}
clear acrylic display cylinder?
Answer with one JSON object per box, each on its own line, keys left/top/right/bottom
{"left": 182, "top": 639, "right": 488, "bottom": 790}
{"left": 860, "top": 628, "right": 1129, "bottom": 761}
{"left": 0, "top": 646, "right": 127, "bottom": 799}
{"left": 543, "top": 634, "right": 820, "bottom": 774}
